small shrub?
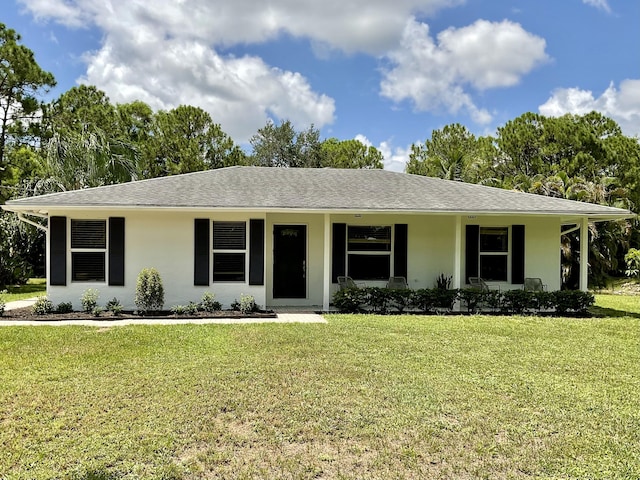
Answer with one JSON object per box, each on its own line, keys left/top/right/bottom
{"left": 433, "top": 288, "right": 458, "bottom": 310}
{"left": 186, "top": 302, "right": 199, "bottom": 315}
{"left": 91, "top": 306, "right": 103, "bottom": 317}
{"left": 459, "top": 288, "right": 485, "bottom": 313}
{"left": 435, "top": 273, "right": 452, "bottom": 290}
{"left": 365, "top": 287, "right": 390, "bottom": 314}
{"left": 624, "top": 248, "right": 640, "bottom": 279}
{"left": 230, "top": 299, "right": 240, "bottom": 311}
{"left": 388, "top": 288, "right": 413, "bottom": 313}
{"left": 105, "top": 298, "right": 123, "bottom": 315}
{"left": 32, "top": 296, "right": 54, "bottom": 315}
{"left": 239, "top": 294, "right": 257, "bottom": 314}
{"left": 171, "top": 305, "right": 187, "bottom": 315}
{"left": 411, "top": 288, "right": 437, "bottom": 313}
{"left": 333, "top": 288, "right": 366, "bottom": 313}
{"left": 200, "top": 292, "right": 221, "bottom": 312}
{"left": 56, "top": 302, "right": 73, "bottom": 314}
{"left": 135, "top": 268, "right": 164, "bottom": 313}
{"left": 501, "top": 289, "right": 531, "bottom": 315}
{"left": 80, "top": 288, "right": 100, "bottom": 313}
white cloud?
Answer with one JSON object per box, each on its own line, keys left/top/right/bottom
{"left": 79, "top": 32, "right": 335, "bottom": 141}
{"left": 539, "top": 80, "right": 640, "bottom": 137}
{"left": 354, "top": 134, "right": 411, "bottom": 172}
{"left": 582, "top": 0, "right": 611, "bottom": 13}
{"left": 17, "top": 0, "right": 468, "bottom": 142}
{"left": 20, "top": 0, "right": 464, "bottom": 54}
{"left": 380, "top": 18, "right": 548, "bottom": 125}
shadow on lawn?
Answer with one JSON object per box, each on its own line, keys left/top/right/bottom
{"left": 590, "top": 305, "right": 640, "bottom": 318}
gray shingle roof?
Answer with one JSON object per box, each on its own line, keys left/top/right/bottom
{"left": 4, "top": 166, "right": 633, "bottom": 220}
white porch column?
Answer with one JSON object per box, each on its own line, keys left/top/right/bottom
{"left": 579, "top": 216, "right": 589, "bottom": 292}
{"left": 322, "top": 213, "right": 331, "bottom": 311}
{"left": 453, "top": 215, "right": 462, "bottom": 289}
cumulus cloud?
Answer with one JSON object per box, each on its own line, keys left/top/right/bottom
{"left": 79, "top": 30, "right": 335, "bottom": 141}
{"left": 582, "top": 0, "right": 611, "bottom": 13}
{"left": 380, "top": 18, "right": 549, "bottom": 125}
{"left": 20, "top": 0, "right": 464, "bottom": 54}
{"left": 539, "top": 80, "right": 640, "bottom": 137}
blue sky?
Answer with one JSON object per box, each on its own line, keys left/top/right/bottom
{"left": 4, "top": 0, "right": 639, "bottom": 170}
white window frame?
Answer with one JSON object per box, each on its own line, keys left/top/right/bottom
{"left": 70, "top": 219, "right": 107, "bottom": 283}
{"left": 346, "top": 225, "right": 392, "bottom": 281}
{"left": 212, "top": 221, "right": 247, "bottom": 283}
{"left": 478, "top": 226, "right": 510, "bottom": 283}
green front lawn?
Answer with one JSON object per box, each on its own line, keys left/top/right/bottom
{"left": 1, "top": 309, "right": 638, "bottom": 478}
{"left": 1, "top": 278, "right": 46, "bottom": 302}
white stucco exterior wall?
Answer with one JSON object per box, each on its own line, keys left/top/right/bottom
{"left": 44, "top": 209, "right": 563, "bottom": 311}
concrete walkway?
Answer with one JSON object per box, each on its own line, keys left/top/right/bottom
{"left": 1, "top": 298, "right": 327, "bottom": 326}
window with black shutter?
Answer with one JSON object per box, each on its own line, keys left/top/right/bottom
{"left": 213, "top": 221, "right": 246, "bottom": 282}
{"left": 71, "top": 220, "right": 107, "bottom": 282}
{"left": 346, "top": 226, "right": 391, "bottom": 280}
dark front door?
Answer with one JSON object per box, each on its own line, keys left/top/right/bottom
{"left": 273, "top": 225, "right": 306, "bottom": 298}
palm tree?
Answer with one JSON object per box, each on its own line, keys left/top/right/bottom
{"left": 35, "top": 127, "right": 138, "bottom": 194}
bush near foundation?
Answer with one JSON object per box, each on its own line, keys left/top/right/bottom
{"left": 332, "top": 287, "right": 594, "bottom": 315}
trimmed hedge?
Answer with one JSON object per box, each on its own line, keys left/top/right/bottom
{"left": 333, "top": 287, "right": 594, "bottom": 315}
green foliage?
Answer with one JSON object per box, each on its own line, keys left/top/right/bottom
{"left": 332, "top": 287, "right": 366, "bottom": 313}
{"left": 91, "top": 306, "right": 103, "bottom": 317}
{"left": 435, "top": 273, "right": 452, "bottom": 290}
{"left": 501, "top": 289, "right": 531, "bottom": 315}
{"left": 624, "top": 248, "right": 640, "bottom": 278}
{"left": 134, "top": 268, "right": 164, "bottom": 313}
{"left": 170, "top": 302, "right": 200, "bottom": 316}
{"left": 31, "top": 296, "right": 54, "bottom": 315}
{"left": 0, "top": 23, "right": 56, "bottom": 168}
{"left": 388, "top": 288, "right": 413, "bottom": 313}
{"left": 250, "top": 119, "right": 323, "bottom": 168}
{"left": 552, "top": 290, "right": 595, "bottom": 315}
{"left": 407, "top": 124, "right": 480, "bottom": 182}
{"left": 105, "top": 297, "right": 123, "bottom": 315}
{"left": 142, "top": 105, "right": 245, "bottom": 177}
{"left": 238, "top": 294, "right": 257, "bottom": 314}
{"left": 320, "top": 137, "right": 383, "bottom": 169}
{"left": 200, "top": 291, "right": 221, "bottom": 313}
{"left": 0, "top": 289, "right": 6, "bottom": 316}
{"left": 56, "top": 302, "right": 73, "bottom": 314}
{"left": 334, "top": 286, "right": 594, "bottom": 316}
{"left": 458, "top": 288, "right": 484, "bottom": 313}
{"left": 0, "top": 211, "right": 35, "bottom": 288}
{"left": 80, "top": 288, "right": 100, "bottom": 313}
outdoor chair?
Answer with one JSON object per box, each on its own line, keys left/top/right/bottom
{"left": 524, "top": 277, "right": 547, "bottom": 292}
{"left": 468, "top": 276, "right": 490, "bottom": 292}
{"left": 337, "top": 276, "right": 364, "bottom": 291}
{"left": 386, "top": 276, "right": 408, "bottom": 289}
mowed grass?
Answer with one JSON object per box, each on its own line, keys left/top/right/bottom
{"left": 1, "top": 278, "right": 46, "bottom": 302}
{"left": 1, "top": 311, "right": 639, "bottom": 479}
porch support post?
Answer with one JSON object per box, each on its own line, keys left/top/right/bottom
{"left": 453, "top": 215, "right": 462, "bottom": 289}
{"left": 579, "top": 216, "right": 589, "bottom": 292}
{"left": 322, "top": 213, "right": 331, "bottom": 311}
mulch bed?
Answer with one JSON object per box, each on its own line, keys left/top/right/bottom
{"left": 1, "top": 307, "right": 276, "bottom": 322}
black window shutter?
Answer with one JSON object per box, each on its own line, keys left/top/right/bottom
{"left": 249, "top": 219, "right": 265, "bottom": 285}
{"left": 50, "top": 216, "right": 67, "bottom": 286}
{"left": 512, "top": 225, "right": 525, "bottom": 284}
{"left": 332, "top": 223, "right": 346, "bottom": 283}
{"left": 465, "top": 225, "right": 479, "bottom": 284}
{"left": 394, "top": 224, "right": 408, "bottom": 279}
{"left": 108, "top": 217, "right": 125, "bottom": 286}
{"left": 194, "top": 219, "right": 210, "bottom": 286}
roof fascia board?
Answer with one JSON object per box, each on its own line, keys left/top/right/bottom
{"left": 2, "top": 203, "right": 633, "bottom": 222}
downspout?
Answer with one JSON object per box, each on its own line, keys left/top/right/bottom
{"left": 561, "top": 224, "right": 580, "bottom": 235}
{"left": 17, "top": 212, "right": 49, "bottom": 233}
